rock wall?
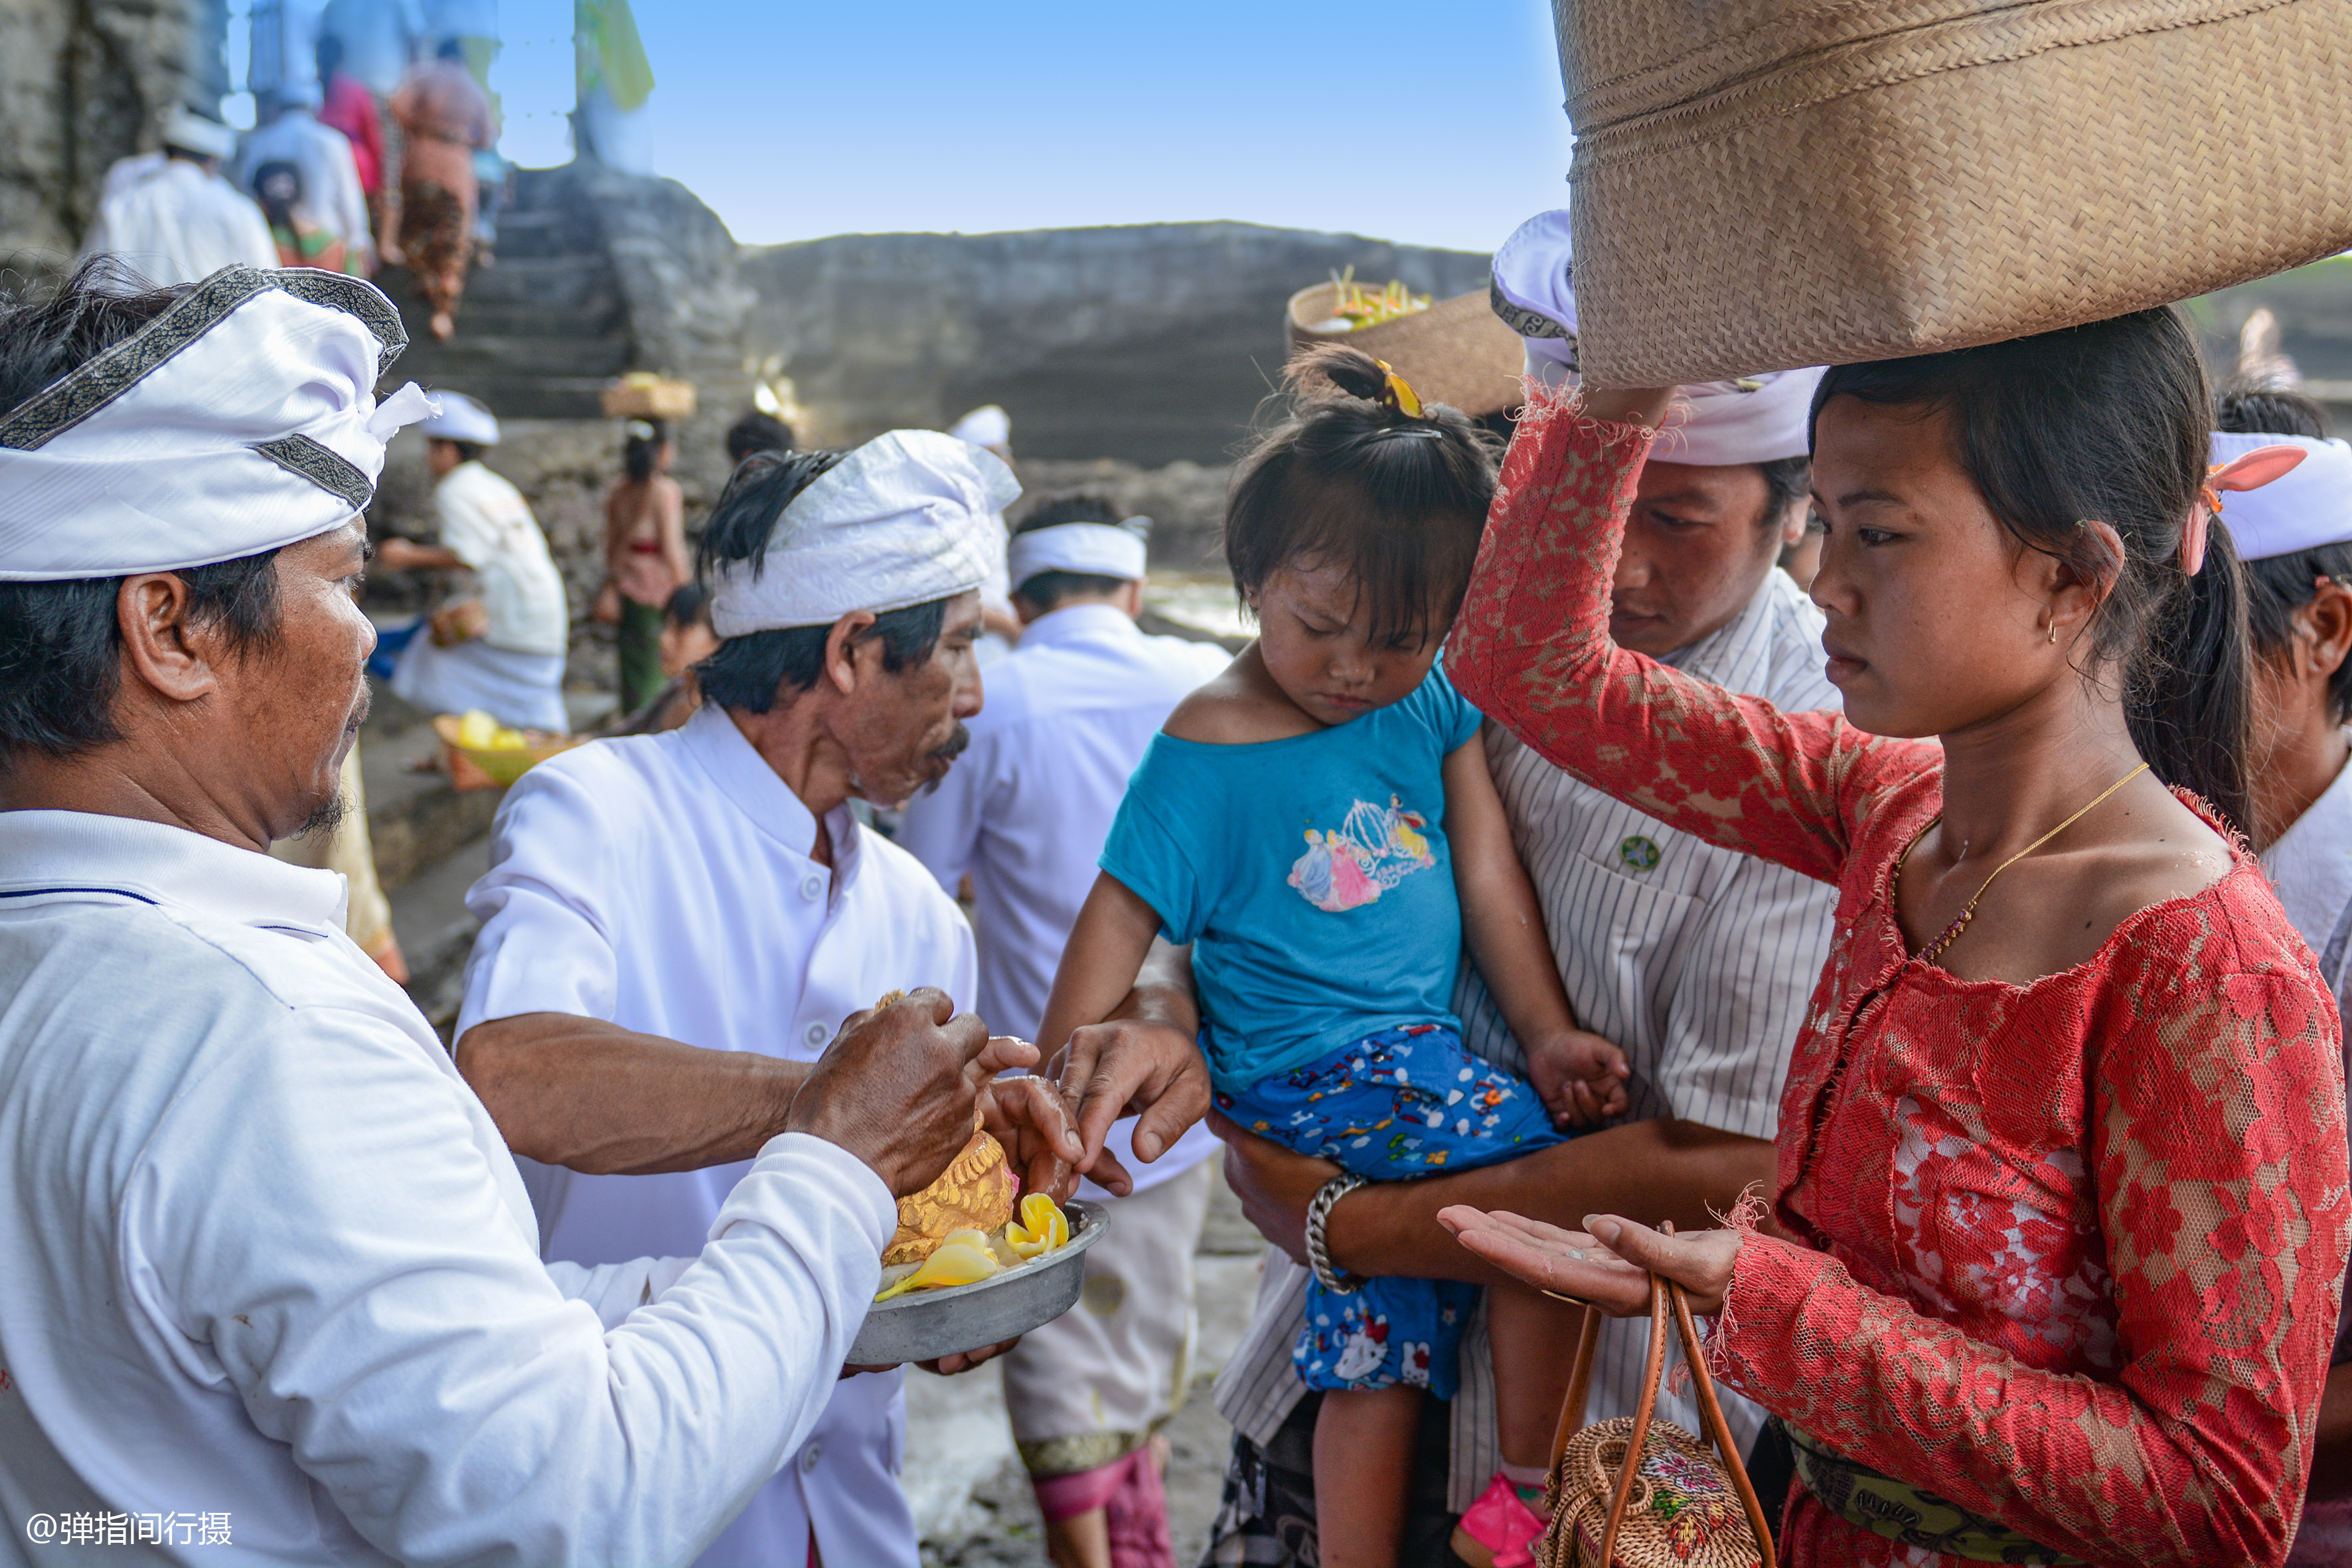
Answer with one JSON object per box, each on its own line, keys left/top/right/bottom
{"left": 1, "top": 0, "right": 226, "bottom": 272}
{"left": 738, "top": 223, "right": 1494, "bottom": 466}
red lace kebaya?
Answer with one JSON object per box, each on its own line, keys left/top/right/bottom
{"left": 1447, "top": 393, "right": 2351, "bottom": 1567}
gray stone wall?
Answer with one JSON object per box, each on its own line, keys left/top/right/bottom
{"left": 1, "top": 0, "right": 224, "bottom": 272}
{"left": 739, "top": 222, "right": 1494, "bottom": 467}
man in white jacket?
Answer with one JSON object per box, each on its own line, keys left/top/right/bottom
{"left": 80, "top": 109, "right": 277, "bottom": 285}
{"left": 0, "top": 264, "right": 1059, "bottom": 1567}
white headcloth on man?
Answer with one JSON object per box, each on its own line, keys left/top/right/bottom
{"left": 1006, "top": 518, "right": 1148, "bottom": 586}
{"left": 2211, "top": 431, "right": 2352, "bottom": 562}
{"left": 1490, "top": 208, "right": 1823, "bottom": 466}
{"left": 0, "top": 265, "right": 435, "bottom": 581}
{"left": 708, "top": 429, "right": 1021, "bottom": 637}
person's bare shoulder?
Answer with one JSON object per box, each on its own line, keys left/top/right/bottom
{"left": 1164, "top": 653, "right": 1318, "bottom": 745}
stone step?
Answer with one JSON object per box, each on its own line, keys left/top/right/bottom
{"left": 482, "top": 207, "right": 601, "bottom": 261}
{"left": 400, "top": 332, "right": 633, "bottom": 381}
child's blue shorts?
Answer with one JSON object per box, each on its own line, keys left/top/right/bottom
{"left": 1216, "top": 1022, "right": 1572, "bottom": 1398}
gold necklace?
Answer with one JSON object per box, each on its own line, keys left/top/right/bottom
{"left": 1894, "top": 761, "right": 2152, "bottom": 966}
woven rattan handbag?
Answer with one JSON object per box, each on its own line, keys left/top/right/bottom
{"left": 1535, "top": 1244, "right": 1776, "bottom": 1568}
{"left": 1553, "top": 0, "right": 2352, "bottom": 385}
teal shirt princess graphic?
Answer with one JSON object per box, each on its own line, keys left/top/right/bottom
{"left": 1287, "top": 794, "right": 1438, "bottom": 912}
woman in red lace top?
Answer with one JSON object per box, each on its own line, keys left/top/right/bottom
{"left": 1439, "top": 309, "right": 2351, "bottom": 1567}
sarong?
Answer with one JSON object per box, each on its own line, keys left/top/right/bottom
{"left": 398, "top": 176, "right": 474, "bottom": 317}
{"left": 392, "top": 634, "right": 567, "bottom": 733}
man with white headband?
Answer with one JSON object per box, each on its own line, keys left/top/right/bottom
{"left": 81, "top": 107, "right": 279, "bottom": 286}
{"left": 2211, "top": 388, "right": 2352, "bottom": 1567}
{"left": 380, "top": 390, "right": 571, "bottom": 732}
{"left": 453, "top": 436, "right": 1089, "bottom": 1568}
{"left": 898, "top": 495, "right": 1230, "bottom": 1568}
{"left": 1133, "top": 208, "right": 1849, "bottom": 1564}
{"left": 0, "top": 264, "right": 1024, "bottom": 1564}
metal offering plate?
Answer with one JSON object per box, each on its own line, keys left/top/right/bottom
{"left": 848, "top": 1200, "right": 1108, "bottom": 1366}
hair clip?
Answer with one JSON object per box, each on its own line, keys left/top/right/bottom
{"left": 2188, "top": 445, "right": 2310, "bottom": 574}
{"left": 1372, "top": 358, "right": 1425, "bottom": 419}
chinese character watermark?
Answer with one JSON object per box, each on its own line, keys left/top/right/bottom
{"left": 23, "top": 1511, "right": 230, "bottom": 1546}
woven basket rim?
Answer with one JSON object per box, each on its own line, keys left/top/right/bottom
{"left": 1568, "top": 0, "right": 2299, "bottom": 160}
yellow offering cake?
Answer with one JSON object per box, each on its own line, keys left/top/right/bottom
{"left": 884, "top": 1105, "right": 1016, "bottom": 1266}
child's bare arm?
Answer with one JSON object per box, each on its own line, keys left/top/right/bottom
{"left": 1443, "top": 740, "right": 1630, "bottom": 1125}
{"left": 1035, "top": 872, "right": 1167, "bottom": 1061}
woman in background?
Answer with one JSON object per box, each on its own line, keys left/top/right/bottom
{"left": 595, "top": 418, "right": 689, "bottom": 714}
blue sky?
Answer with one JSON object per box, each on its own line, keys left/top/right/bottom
{"left": 488, "top": 0, "right": 1574, "bottom": 254}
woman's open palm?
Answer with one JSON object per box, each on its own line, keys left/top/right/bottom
{"left": 1438, "top": 1207, "right": 1742, "bottom": 1316}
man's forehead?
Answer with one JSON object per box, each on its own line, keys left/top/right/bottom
{"left": 1637, "top": 461, "right": 1764, "bottom": 507}
{"left": 940, "top": 589, "right": 984, "bottom": 631}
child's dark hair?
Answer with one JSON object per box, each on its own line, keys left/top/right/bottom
{"left": 2217, "top": 382, "right": 2352, "bottom": 726}
{"left": 1225, "top": 344, "right": 1500, "bottom": 646}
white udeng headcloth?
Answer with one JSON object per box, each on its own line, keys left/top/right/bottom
{"left": 0, "top": 266, "right": 435, "bottom": 580}
{"left": 1006, "top": 520, "right": 1148, "bottom": 586}
{"left": 1490, "top": 208, "right": 1823, "bottom": 465}
{"left": 709, "top": 429, "right": 1022, "bottom": 637}
{"left": 2211, "top": 431, "right": 2352, "bottom": 562}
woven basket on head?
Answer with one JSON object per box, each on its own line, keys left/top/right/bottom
{"left": 1286, "top": 283, "right": 1527, "bottom": 416}
{"left": 1553, "top": 0, "right": 2352, "bottom": 386}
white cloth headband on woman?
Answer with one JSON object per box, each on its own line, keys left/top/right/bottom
{"left": 1006, "top": 521, "right": 1148, "bottom": 586}
{"left": 0, "top": 265, "right": 435, "bottom": 580}
{"left": 708, "top": 429, "right": 1022, "bottom": 637}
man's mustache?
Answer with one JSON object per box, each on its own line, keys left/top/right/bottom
{"left": 930, "top": 722, "right": 971, "bottom": 764}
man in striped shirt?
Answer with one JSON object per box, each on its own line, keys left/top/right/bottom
{"left": 1071, "top": 359, "right": 1845, "bottom": 1564}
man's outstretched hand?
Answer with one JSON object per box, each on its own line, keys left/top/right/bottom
{"left": 982, "top": 1066, "right": 1085, "bottom": 1205}
{"left": 787, "top": 988, "right": 997, "bottom": 1198}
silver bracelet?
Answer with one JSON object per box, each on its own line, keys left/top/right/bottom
{"left": 1305, "top": 1174, "right": 1368, "bottom": 1294}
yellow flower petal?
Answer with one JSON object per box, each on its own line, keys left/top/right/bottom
{"left": 874, "top": 1240, "right": 999, "bottom": 1300}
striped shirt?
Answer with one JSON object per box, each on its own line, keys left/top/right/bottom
{"left": 1212, "top": 566, "right": 1843, "bottom": 1510}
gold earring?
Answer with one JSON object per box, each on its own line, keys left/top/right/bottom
{"left": 2048, "top": 623, "right": 2059, "bottom": 644}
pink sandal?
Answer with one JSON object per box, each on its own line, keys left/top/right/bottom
{"left": 1450, "top": 1473, "right": 1547, "bottom": 1568}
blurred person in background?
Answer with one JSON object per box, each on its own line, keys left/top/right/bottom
{"left": 380, "top": 393, "right": 570, "bottom": 733}
{"left": 81, "top": 108, "right": 277, "bottom": 285}
{"left": 250, "top": 161, "right": 356, "bottom": 274}
{"left": 236, "top": 78, "right": 374, "bottom": 277}
{"left": 898, "top": 495, "right": 1231, "bottom": 1568}
{"left": 390, "top": 37, "right": 496, "bottom": 340}
{"left": 315, "top": 33, "right": 392, "bottom": 260}
{"left": 728, "top": 408, "right": 795, "bottom": 467}
{"left": 947, "top": 404, "right": 1027, "bottom": 652}
{"left": 2210, "top": 384, "right": 2352, "bottom": 1567}
{"left": 601, "top": 582, "right": 720, "bottom": 738}
{"left": 595, "top": 418, "right": 689, "bottom": 714}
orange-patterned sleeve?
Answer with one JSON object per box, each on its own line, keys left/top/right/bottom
{"left": 1445, "top": 392, "right": 1935, "bottom": 888}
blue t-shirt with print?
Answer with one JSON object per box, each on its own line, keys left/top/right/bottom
{"left": 1098, "top": 662, "right": 1485, "bottom": 1092}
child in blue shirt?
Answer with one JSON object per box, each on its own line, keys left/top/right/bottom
{"left": 1037, "top": 347, "right": 1630, "bottom": 1568}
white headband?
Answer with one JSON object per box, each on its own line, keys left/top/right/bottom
{"left": 2211, "top": 431, "right": 2352, "bottom": 562}
{"left": 709, "top": 429, "right": 1021, "bottom": 637}
{"left": 1007, "top": 521, "right": 1147, "bottom": 587}
{"left": 0, "top": 266, "right": 435, "bottom": 581}
{"left": 1492, "top": 208, "right": 1822, "bottom": 465}
{"left": 1657, "top": 370, "right": 1826, "bottom": 466}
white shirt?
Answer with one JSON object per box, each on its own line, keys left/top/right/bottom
{"left": 234, "top": 110, "right": 373, "bottom": 260}
{"left": 459, "top": 702, "right": 979, "bottom": 1568}
{"left": 80, "top": 158, "right": 277, "bottom": 286}
{"left": 2261, "top": 747, "right": 2352, "bottom": 1016}
{"left": 0, "top": 809, "right": 893, "bottom": 1567}
{"left": 435, "top": 460, "right": 568, "bottom": 656}
{"left": 1214, "top": 567, "right": 1845, "bottom": 1509}
{"left": 896, "top": 602, "right": 1231, "bottom": 1196}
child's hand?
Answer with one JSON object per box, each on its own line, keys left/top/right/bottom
{"left": 1524, "top": 1028, "right": 1631, "bottom": 1129}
